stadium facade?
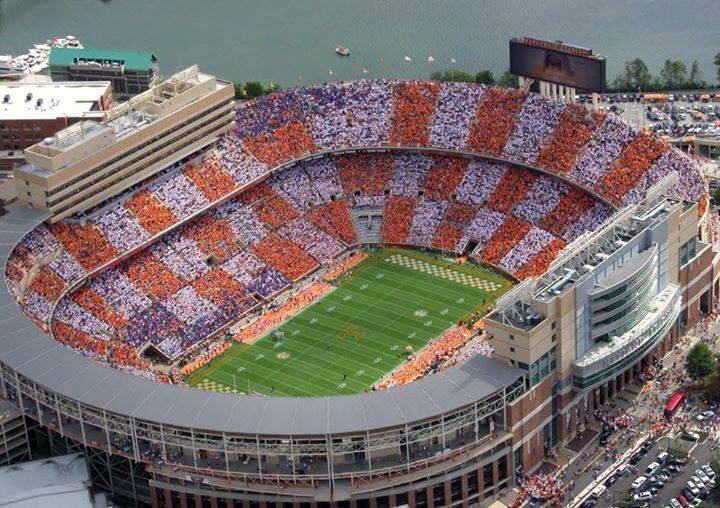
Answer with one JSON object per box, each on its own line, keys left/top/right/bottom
{"left": 0, "top": 76, "right": 718, "bottom": 508}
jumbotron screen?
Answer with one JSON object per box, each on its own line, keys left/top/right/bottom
{"left": 509, "top": 38, "right": 606, "bottom": 92}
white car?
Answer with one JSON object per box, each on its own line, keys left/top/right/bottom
{"left": 632, "top": 476, "right": 648, "bottom": 491}
{"left": 702, "top": 464, "right": 716, "bottom": 479}
{"left": 690, "top": 499, "right": 702, "bottom": 507}
{"left": 646, "top": 462, "right": 661, "bottom": 475}
{"left": 696, "top": 469, "right": 711, "bottom": 484}
{"left": 669, "top": 499, "right": 682, "bottom": 508}
{"left": 686, "top": 480, "right": 701, "bottom": 497}
{"left": 633, "top": 491, "right": 653, "bottom": 502}
{"left": 696, "top": 410, "right": 714, "bottom": 421}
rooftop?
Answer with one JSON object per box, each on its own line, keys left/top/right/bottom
{"left": 0, "top": 453, "right": 96, "bottom": 508}
{"left": 49, "top": 47, "right": 157, "bottom": 72}
{"left": 0, "top": 81, "right": 110, "bottom": 121}
{"left": 21, "top": 66, "right": 218, "bottom": 175}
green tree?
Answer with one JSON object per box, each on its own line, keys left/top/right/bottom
{"left": 714, "top": 187, "right": 720, "bottom": 205}
{"left": 715, "top": 52, "right": 720, "bottom": 83}
{"left": 660, "top": 59, "right": 689, "bottom": 90}
{"left": 244, "top": 80, "right": 265, "bottom": 98}
{"left": 430, "top": 69, "right": 475, "bottom": 83}
{"left": 686, "top": 342, "right": 715, "bottom": 381}
{"left": 702, "top": 370, "right": 720, "bottom": 402}
{"left": 689, "top": 60, "right": 707, "bottom": 88}
{"left": 497, "top": 69, "right": 519, "bottom": 89}
{"left": 613, "top": 58, "right": 653, "bottom": 92}
{"left": 233, "top": 81, "right": 244, "bottom": 99}
{"left": 474, "top": 69, "right": 495, "bottom": 85}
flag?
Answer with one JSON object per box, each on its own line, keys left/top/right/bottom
{"left": 299, "top": 75, "right": 303, "bottom": 81}
{"left": 380, "top": 56, "right": 384, "bottom": 65}
{"left": 329, "top": 69, "right": 333, "bottom": 75}
{"left": 450, "top": 57, "right": 456, "bottom": 64}
{"left": 362, "top": 67, "right": 369, "bottom": 74}
{"left": 427, "top": 56, "right": 435, "bottom": 63}
{"left": 404, "top": 56, "right": 412, "bottom": 62}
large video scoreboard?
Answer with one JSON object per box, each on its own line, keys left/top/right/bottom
{"left": 509, "top": 37, "right": 606, "bottom": 93}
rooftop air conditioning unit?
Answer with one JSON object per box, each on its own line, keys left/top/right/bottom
{"left": 3, "top": 95, "right": 9, "bottom": 103}
{"left": 25, "top": 93, "right": 32, "bottom": 102}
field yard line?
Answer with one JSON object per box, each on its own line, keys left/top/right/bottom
{"left": 287, "top": 313, "right": 434, "bottom": 361}
{"left": 211, "top": 354, "right": 352, "bottom": 396}
{"left": 230, "top": 250, "right": 441, "bottom": 394}
{"left": 339, "top": 269, "right": 476, "bottom": 315}
{"left": 194, "top": 249, "right": 508, "bottom": 396}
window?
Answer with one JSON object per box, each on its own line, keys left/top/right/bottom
{"left": 551, "top": 321, "right": 556, "bottom": 330}
{"left": 510, "top": 347, "right": 515, "bottom": 353}
{"left": 509, "top": 334, "right": 514, "bottom": 340}
{"left": 552, "top": 333, "right": 557, "bottom": 342}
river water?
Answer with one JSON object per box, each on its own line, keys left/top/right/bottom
{"left": 0, "top": 0, "right": 718, "bottom": 88}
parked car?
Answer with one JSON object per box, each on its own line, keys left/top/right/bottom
{"left": 696, "top": 469, "right": 711, "bottom": 484}
{"left": 701, "top": 464, "right": 716, "bottom": 479}
{"left": 632, "top": 476, "right": 648, "bottom": 491}
{"left": 682, "top": 487, "right": 695, "bottom": 501}
{"left": 682, "top": 431, "right": 700, "bottom": 442}
{"left": 647, "top": 462, "right": 661, "bottom": 475}
{"left": 633, "top": 491, "right": 654, "bottom": 503}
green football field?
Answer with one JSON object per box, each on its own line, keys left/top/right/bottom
{"left": 187, "top": 248, "right": 511, "bottom": 396}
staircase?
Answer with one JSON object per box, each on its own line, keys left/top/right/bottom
{"left": 349, "top": 206, "right": 384, "bottom": 244}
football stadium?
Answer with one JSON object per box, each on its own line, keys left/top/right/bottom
{"left": 0, "top": 67, "right": 718, "bottom": 508}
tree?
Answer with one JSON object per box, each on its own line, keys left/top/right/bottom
{"left": 714, "top": 186, "right": 720, "bottom": 205}
{"left": 659, "top": 59, "right": 689, "bottom": 90}
{"left": 702, "top": 370, "right": 720, "bottom": 402}
{"left": 233, "top": 81, "right": 244, "bottom": 100}
{"left": 613, "top": 58, "right": 653, "bottom": 92}
{"left": 430, "top": 69, "right": 475, "bottom": 83}
{"left": 686, "top": 342, "right": 715, "bottom": 381}
{"left": 497, "top": 69, "right": 519, "bottom": 89}
{"left": 244, "top": 80, "right": 265, "bottom": 98}
{"left": 715, "top": 53, "right": 720, "bottom": 84}
{"left": 689, "top": 60, "right": 706, "bottom": 88}
{"left": 474, "top": 69, "right": 495, "bottom": 85}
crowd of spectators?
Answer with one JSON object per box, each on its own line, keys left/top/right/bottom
{"left": 373, "top": 325, "right": 472, "bottom": 389}
{"left": 5, "top": 79, "right": 710, "bottom": 380}
{"left": 389, "top": 81, "right": 439, "bottom": 146}
{"left": 501, "top": 94, "right": 564, "bottom": 165}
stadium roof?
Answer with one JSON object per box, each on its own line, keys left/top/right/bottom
{"left": 0, "top": 206, "right": 523, "bottom": 436}
{"left": 49, "top": 48, "right": 157, "bottom": 72}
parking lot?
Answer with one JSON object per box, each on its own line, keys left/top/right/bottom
{"left": 589, "top": 428, "right": 717, "bottom": 507}
{"left": 573, "top": 91, "right": 720, "bottom": 137}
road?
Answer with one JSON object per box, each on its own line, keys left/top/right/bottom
{"left": 563, "top": 315, "right": 720, "bottom": 508}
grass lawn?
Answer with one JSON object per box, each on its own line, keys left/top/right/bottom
{"left": 187, "top": 248, "right": 511, "bottom": 396}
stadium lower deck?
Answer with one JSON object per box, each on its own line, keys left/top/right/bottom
{"left": 188, "top": 248, "right": 510, "bottom": 396}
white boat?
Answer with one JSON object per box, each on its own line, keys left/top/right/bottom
{"left": 1, "top": 35, "right": 84, "bottom": 79}
{"left": 335, "top": 44, "right": 351, "bottom": 56}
